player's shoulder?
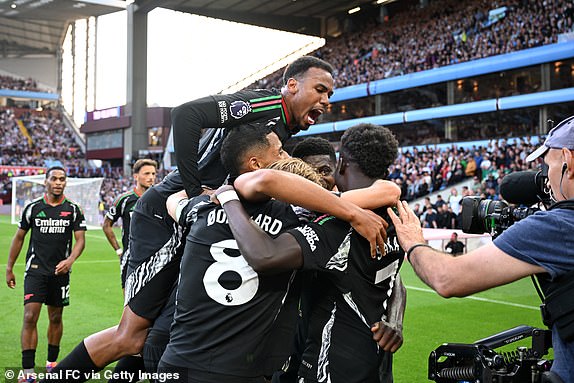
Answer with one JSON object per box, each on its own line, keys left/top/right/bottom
{"left": 63, "top": 197, "right": 85, "bottom": 213}
{"left": 113, "top": 190, "right": 137, "bottom": 205}
{"left": 22, "top": 196, "right": 44, "bottom": 214}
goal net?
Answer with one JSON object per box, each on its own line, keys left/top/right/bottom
{"left": 11, "top": 175, "right": 104, "bottom": 228}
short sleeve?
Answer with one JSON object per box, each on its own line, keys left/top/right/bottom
{"left": 73, "top": 205, "right": 87, "bottom": 232}
{"left": 287, "top": 216, "right": 350, "bottom": 271}
{"left": 493, "top": 210, "right": 574, "bottom": 279}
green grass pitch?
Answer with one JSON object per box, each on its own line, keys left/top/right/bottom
{"left": 0, "top": 214, "right": 548, "bottom": 382}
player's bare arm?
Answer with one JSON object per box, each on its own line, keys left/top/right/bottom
{"left": 6, "top": 228, "right": 28, "bottom": 288}
{"left": 232, "top": 169, "right": 388, "bottom": 257}
{"left": 55, "top": 230, "right": 86, "bottom": 276}
{"left": 217, "top": 187, "right": 303, "bottom": 273}
{"left": 102, "top": 217, "right": 121, "bottom": 254}
{"left": 371, "top": 273, "right": 406, "bottom": 352}
{"left": 342, "top": 179, "right": 401, "bottom": 210}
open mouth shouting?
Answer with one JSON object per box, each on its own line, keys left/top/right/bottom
{"left": 306, "top": 108, "right": 324, "bottom": 126}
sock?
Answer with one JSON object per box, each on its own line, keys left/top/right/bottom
{"left": 39, "top": 341, "right": 100, "bottom": 383}
{"left": 108, "top": 355, "right": 145, "bottom": 383}
{"left": 47, "top": 344, "right": 60, "bottom": 363}
{"left": 22, "top": 349, "right": 36, "bottom": 370}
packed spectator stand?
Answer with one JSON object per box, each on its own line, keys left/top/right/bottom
{"left": 2, "top": 0, "right": 571, "bottom": 225}
{"left": 252, "top": 0, "right": 574, "bottom": 89}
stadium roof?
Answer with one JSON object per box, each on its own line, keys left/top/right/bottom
{"left": 0, "top": 0, "right": 381, "bottom": 58}
{"left": 0, "top": 0, "right": 127, "bottom": 57}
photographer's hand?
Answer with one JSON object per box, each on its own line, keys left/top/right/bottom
{"left": 387, "top": 201, "right": 426, "bottom": 251}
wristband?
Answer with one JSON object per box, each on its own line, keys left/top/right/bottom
{"left": 406, "top": 243, "right": 433, "bottom": 263}
{"left": 217, "top": 190, "right": 240, "bottom": 206}
{"left": 115, "top": 248, "right": 123, "bottom": 256}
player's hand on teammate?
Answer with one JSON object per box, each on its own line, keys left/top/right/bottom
{"left": 211, "top": 185, "right": 235, "bottom": 205}
{"left": 6, "top": 269, "right": 16, "bottom": 288}
{"left": 201, "top": 186, "right": 215, "bottom": 196}
{"left": 387, "top": 201, "right": 426, "bottom": 251}
{"left": 371, "top": 320, "right": 403, "bottom": 353}
{"left": 55, "top": 258, "right": 73, "bottom": 275}
{"left": 350, "top": 207, "right": 388, "bottom": 258}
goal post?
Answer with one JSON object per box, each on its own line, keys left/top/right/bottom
{"left": 11, "top": 175, "right": 105, "bottom": 228}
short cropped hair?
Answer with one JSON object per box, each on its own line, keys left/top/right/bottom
{"left": 283, "top": 56, "right": 334, "bottom": 85}
{"left": 340, "top": 123, "right": 399, "bottom": 179}
{"left": 46, "top": 166, "right": 66, "bottom": 178}
{"left": 292, "top": 137, "right": 336, "bottom": 164}
{"left": 133, "top": 158, "right": 157, "bottom": 173}
{"left": 221, "top": 122, "right": 273, "bottom": 177}
{"left": 267, "top": 158, "right": 324, "bottom": 188}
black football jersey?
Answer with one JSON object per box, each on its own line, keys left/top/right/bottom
{"left": 288, "top": 210, "right": 405, "bottom": 383}
{"left": 172, "top": 88, "right": 295, "bottom": 197}
{"left": 19, "top": 195, "right": 87, "bottom": 276}
{"left": 105, "top": 189, "right": 140, "bottom": 250}
{"left": 160, "top": 196, "right": 302, "bottom": 379}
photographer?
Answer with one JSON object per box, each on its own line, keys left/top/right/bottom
{"left": 387, "top": 115, "right": 574, "bottom": 383}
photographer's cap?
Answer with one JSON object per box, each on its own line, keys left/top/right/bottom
{"left": 526, "top": 115, "right": 574, "bottom": 162}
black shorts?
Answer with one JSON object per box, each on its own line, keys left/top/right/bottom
{"left": 127, "top": 258, "right": 180, "bottom": 321}
{"left": 24, "top": 273, "right": 70, "bottom": 307}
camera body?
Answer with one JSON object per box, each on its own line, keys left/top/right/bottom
{"left": 461, "top": 197, "right": 539, "bottom": 237}
{"left": 428, "top": 325, "right": 554, "bottom": 383}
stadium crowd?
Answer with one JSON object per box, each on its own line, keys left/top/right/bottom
{"left": 0, "top": 74, "right": 47, "bottom": 92}
{"left": 1, "top": 101, "right": 542, "bottom": 228}
{"left": 253, "top": 0, "right": 574, "bottom": 89}
{"left": 0, "top": 108, "right": 83, "bottom": 168}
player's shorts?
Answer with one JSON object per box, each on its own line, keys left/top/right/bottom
{"left": 126, "top": 258, "right": 180, "bottom": 321}
{"left": 24, "top": 273, "right": 70, "bottom": 307}
{"left": 124, "top": 187, "right": 185, "bottom": 320}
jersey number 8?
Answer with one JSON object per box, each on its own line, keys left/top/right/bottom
{"left": 203, "top": 239, "right": 259, "bottom": 306}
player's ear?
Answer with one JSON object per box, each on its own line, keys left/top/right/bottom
{"left": 247, "top": 156, "right": 262, "bottom": 171}
{"left": 286, "top": 77, "right": 298, "bottom": 95}
{"left": 336, "top": 156, "right": 347, "bottom": 176}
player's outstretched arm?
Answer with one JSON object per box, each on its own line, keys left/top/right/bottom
{"left": 233, "top": 169, "right": 388, "bottom": 257}
{"left": 6, "top": 228, "right": 27, "bottom": 288}
{"left": 215, "top": 186, "right": 303, "bottom": 273}
{"left": 341, "top": 179, "right": 401, "bottom": 209}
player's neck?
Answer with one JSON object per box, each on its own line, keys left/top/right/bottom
{"left": 44, "top": 193, "right": 64, "bottom": 206}
{"left": 134, "top": 185, "right": 147, "bottom": 196}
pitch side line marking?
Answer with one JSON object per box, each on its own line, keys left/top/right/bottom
{"left": 406, "top": 285, "right": 539, "bottom": 310}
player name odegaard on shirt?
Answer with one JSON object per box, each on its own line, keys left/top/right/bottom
{"left": 207, "top": 209, "right": 284, "bottom": 236}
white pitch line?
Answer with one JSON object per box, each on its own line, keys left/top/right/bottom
{"left": 406, "top": 285, "right": 539, "bottom": 310}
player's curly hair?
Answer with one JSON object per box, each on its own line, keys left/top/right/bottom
{"left": 292, "top": 137, "right": 336, "bottom": 164}
{"left": 221, "top": 122, "right": 273, "bottom": 177}
{"left": 340, "top": 123, "right": 398, "bottom": 179}
{"left": 267, "top": 158, "right": 325, "bottom": 188}
{"left": 283, "top": 56, "right": 334, "bottom": 85}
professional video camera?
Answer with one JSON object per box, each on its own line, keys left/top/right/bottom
{"left": 428, "top": 325, "right": 556, "bottom": 383}
{"left": 461, "top": 170, "right": 551, "bottom": 237}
